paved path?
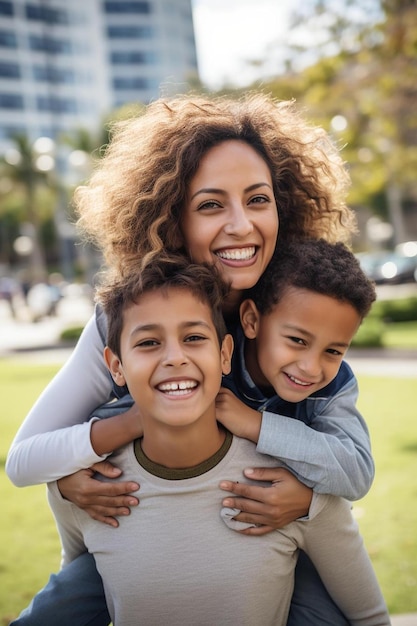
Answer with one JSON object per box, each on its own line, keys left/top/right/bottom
{"left": 392, "top": 615, "right": 417, "bottom": 625}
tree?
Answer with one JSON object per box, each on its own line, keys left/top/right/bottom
{"left": 0, "top": 135, "right": 51, "bottom": 279}
{"left": 264, "top": 0, "right": 417, "bottom": 244}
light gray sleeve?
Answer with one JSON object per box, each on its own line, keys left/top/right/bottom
{"left": 257, "top": 377, "right": 374, "bottom": 500}
{"left": 289, "top": 496, "right": 390, "bottom": 625}
{"left": 6, "top": 314, "right": 114, "bottom": 486}
{"left": 47, "top": 481, "right": 87, "bottom": 567}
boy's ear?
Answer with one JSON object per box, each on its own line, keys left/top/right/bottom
{"left": 220, "top": 334, "right": 233, "bottom": 376}
{"left": 240, "top": 299, "right": 260, "bottom": 339}
{"left": 103, "top": 346, "right": 127, "bottom": 387}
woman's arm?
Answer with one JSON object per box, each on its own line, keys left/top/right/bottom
{"left": 6, "top": 314, "right": 113, "bottom": 486}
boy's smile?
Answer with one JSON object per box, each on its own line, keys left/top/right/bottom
{"left": 104, "top": 287, "right": 233, "bottom": 466}
{"left": 156, "top": 379, "right": 198, "bottom": 396}
{"left": 241, "top": 288, "right": 362, "bottom": 403}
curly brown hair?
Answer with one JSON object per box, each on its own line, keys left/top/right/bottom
{"left": 75, "top": 92, "right": 356, "bottom": 277}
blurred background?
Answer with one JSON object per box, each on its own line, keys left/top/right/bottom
{"left": 0, "top": 0, "right": 416, "bottom": 324}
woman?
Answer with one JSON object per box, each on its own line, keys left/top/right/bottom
{"left": 7, "top": 93, "right": 358, "bottom": 625}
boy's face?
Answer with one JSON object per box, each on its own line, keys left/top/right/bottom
{"left": 241, "top": 288, "right": 361, "bottom": 403}
{"left": 105, "top": 287, "right": 232, "bottom": 429}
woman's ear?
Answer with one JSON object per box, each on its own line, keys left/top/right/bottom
{"left": 239, "top": 299, "right": 260, "bottom": 339}
{"left": 103, "top": 346, "right": 126, "bottom": 387}
{"left": 220, "top": 334, "right": 234, "bottom": 376}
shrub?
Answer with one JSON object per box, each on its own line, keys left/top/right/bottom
{"left": 352, "top": 317, "right": 385, "bottom": 348}
{"left": 59, "top": 326, "right": 84, "bottom": 342}
{"left": 372, "top": 297, "right": 417, "bottom": 323}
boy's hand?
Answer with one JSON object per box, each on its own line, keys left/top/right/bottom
{"left": 57, "top": 461, "right": 139, "bottom": 528}
{"left": 220, "top": 467, "right": 313, "bottom": 535}
{"left": 216, "top": 387, "right": 262, "bottom": 442}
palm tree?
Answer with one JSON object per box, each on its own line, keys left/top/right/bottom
{"left": 1, "top": 134, "right": 49, "bottom": 280}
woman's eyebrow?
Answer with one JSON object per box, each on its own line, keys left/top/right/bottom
{"left": 190, "top": 181, "right": 272, "bottom": 201}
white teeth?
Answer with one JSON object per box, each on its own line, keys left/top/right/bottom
{"left": 158, "top": 381, "right": 197, "bottom": 394}
{"left": 216, "top": 247, "right": 255, "bottom": 260}
{"left": 288, "top": 374, "right": 311, "bottom": 386}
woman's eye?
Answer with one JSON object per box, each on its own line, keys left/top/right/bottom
{"left": 249, "top": 195, "right": 268, "bottom": 204}
{"left": 197, "top": 200, "right": 221, "bottom": 211}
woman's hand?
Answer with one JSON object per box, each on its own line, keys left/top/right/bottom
{"left": 57, "top": 460, "right": 139, "bottom": 528}
{"left": 220, "top": 467, "right": 313, "bottom": 535}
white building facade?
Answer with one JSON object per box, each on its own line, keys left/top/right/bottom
{"left": 0, "top": 0, "right": 198, "bottom": 154}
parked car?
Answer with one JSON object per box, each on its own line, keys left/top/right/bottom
{"left": 356, "top": 247, "right": 417, "bottom": 285}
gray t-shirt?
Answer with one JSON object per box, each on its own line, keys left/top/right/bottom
{"left": 48, "top": 433, "right": 389, "bottom": 626}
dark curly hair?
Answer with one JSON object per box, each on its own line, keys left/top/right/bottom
{"left": 75, "top": 93, "right": 356, "bottom": 278}
{"left": 247, "top": 238, "right": 376, "bottom": 319}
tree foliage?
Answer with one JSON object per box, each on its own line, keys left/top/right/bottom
{"left": 263, "top": 0, "right": 417, "bottom": 234}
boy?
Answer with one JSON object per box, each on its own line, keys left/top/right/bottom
{"left": 217, "top": 238, "right": 377, "bottom": 529}
{"left": 47, "top": 255, "right": 389, "bottom": 625}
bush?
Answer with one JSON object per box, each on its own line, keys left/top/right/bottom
{"left": 372, "top": 297, "right": 417, "bottom": 323}
{"left": 351, "top": 317, "right": 385, "bottom": 348}
{"left": 59, "top": 326, "right": 84, "bottom": 342}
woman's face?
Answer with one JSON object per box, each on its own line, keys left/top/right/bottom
{"left": 181, "top": 140, "right": 279, "bottom": 300}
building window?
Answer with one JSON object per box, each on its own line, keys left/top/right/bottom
{"left": 29, "top": 35, "right": 72, "bottom": 54}
{"left": 36, "top": 96, "right": 78, "bottom": 113}
{"left": 0, "top": 1, "right": 13, "bottom": 17}
{"left": 25, "top": 4, "right": 69, "bottom": 24}
{"left": 104, "top": 2, "right": 150, "bottom": 14}
{"left": 0, "top": 124, "right": 26, "bottom": 139}
{"left": 33, "top": 65, "right": 76, "bottom": 84}
{"left": 113, "top": 77, "right": 147, "bottom": 89}
{"left": 0, "top": 61, "right": 20, "bottom": 78}
{"left": 111, "top": 50, "right": 157, "bottom": 64}
{"left": 107, "top": 25, "right": 153, "bottom": 38}
{"left": 0, "top": 93, "right": 23, "bottom": 109}
{"left": 113, "top": 76, "right": 160, "bottom": 91}
{"left": 0, "top": 30, "right": 16, "bottom": 48}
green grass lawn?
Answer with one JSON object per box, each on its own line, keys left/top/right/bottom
{"left": 382, "top": 320, "right": 417, "bottom": 348}
{"left": 1, "top": 358, "right": 417, "bottom": 623}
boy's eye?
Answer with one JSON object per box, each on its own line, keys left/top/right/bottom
{"left": 326, "top": 348, "right": 343, "bottom": 356}
{"left": 184, "top": 334, "right": 206, "bottom": 343}
{"left": 136, "top": 339, "right": 159, "bottom": 347}
{"left": 288, "top": 336, "right": 306, "bottom": 346}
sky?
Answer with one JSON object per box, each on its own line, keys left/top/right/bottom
{"left": 191, "top": 0, "right": 293, "bottom": 89}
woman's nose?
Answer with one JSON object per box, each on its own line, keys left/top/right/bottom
{"left": 223, "top": 205, "right": 254, "bottom": 237}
